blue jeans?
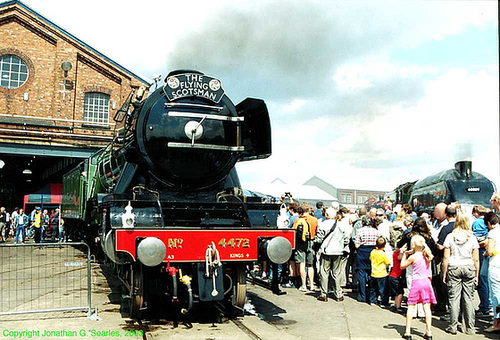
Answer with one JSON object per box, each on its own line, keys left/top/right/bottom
{"left": 373, "top": 276, "right": 389, "bottom": 305}
{"left": 478, "top": 248, "right": 491, "bottom": 312}
{"left": 15, "top": 225, "right": 25, "bottom": 243}
{"left": 357, "top": 269, "right": 376, "bottom": 303}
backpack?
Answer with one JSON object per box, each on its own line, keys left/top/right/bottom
{"left": 294, "top": 217, "right": 311, "bottom": 244}
{"left": 389, "top": 224, "right": 403, "bottom": 249}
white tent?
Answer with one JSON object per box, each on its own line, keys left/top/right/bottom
{"left": 246, "top": 183, "right": 337, "bottom": 205}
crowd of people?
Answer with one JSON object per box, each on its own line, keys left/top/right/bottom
{"left": 255, "top": 192, "right": 500, "bottom": 338}
{"left": 0, "top": 206, "right": 65, "bottom": 244}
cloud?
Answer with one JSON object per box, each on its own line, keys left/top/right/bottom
{"left": 331, "top": 67, "right": 498, "bottom": 182}
{"left": 282, "top": 98, "right": 308, "bottom": 113}
{"left": 239, "top": 64, "right": 499, "bottom": 192}
{"left": 165, "top": 0, "right": 496, "bottom": 101}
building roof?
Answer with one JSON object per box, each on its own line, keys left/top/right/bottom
{"left": 271, "top": 177, "right": 287, "bottom": 185}
{"left": 247, "top": 182, "right": 337, "bottom": 202}
{"left": 0, "top": 0, "right": 151, "bottom": 86}
{"left": 303, "top": 175, "right": 338, "bottom": 197}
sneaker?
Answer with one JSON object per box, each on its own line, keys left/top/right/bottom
{"left": 475, "top": 309, "right": 491, "bottom": 317}
{"left": 298, "top": 286, "right": 308, "bottom": 292}
{"left": 309, "top": 285, "right": 316, "bottom": 291}
{"left": 282, "top": 282, "right": 294, "bottom": 288}
{"left": 440, "top": 314, "right": 451, "bottom": 322}
{"left": 445, "top": 326, "right": 456, "bottom": 335}
{"left": 484, "top": 326, "right": 500, "bottom": 333}
{"left": 317, "top": 295, "right": 328, "bottom": 302}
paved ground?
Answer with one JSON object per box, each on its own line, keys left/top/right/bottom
{"left": 0, "top": 243, "right": 498, "bottom": 340}
{"left": 247, "top": 282, "right": 497, "bottom": 340}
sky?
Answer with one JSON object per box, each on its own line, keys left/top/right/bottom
{"left": 22, "top": 0, "right": 500, "bottom": 193}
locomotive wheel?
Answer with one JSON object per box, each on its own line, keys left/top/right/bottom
{"left": 233, "top": 264, "right": 246, "bottom": 309}
{"left": 129, "top": 263, "right": 144, "bottom": 319}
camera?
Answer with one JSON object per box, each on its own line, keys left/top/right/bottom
{"left": 281, "top": 192, "right": 293, "bottom": 204}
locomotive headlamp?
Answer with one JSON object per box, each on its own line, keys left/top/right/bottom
{"left": 137, "top": 237, "right": 166, "bottom": 267}
{"left": 184, "top": 120, "right": 204, "bottom": 145}
{"left": 122, "top": 202, "right": 136, "bottom": 228}
{"left": 261, "top": 236, "right": 292, "bottom": 264}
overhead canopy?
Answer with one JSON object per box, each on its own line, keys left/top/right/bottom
{"left": 23, "top": 183, "right": 62, "bottom": 210}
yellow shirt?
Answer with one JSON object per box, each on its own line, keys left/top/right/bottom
{"left": 370, "top": 249, "right": 390, "bottom": 278}
{"left": 34, "top": 212, "right": 41, "bottom": 228}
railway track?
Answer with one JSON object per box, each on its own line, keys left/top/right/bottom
{"left": 128, "top": 313, "right": 266, "bottom": 340}
{"left": 231, "top": 318, "right": 263, "bottom": 340}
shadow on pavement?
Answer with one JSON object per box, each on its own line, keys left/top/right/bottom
{"left": 247, "top": 291, "right": 294, "bottom": 325}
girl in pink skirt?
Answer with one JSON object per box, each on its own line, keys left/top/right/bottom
{"left": 400, "top": 235, "right": 436, "bottom": 340}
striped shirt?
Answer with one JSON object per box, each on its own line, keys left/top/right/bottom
{"left": 355, "top": 226, "right": 379, "bottom": 247}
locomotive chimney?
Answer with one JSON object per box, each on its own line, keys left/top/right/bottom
{"left": 455, "top": 160, "right": 472, "bottom": 180}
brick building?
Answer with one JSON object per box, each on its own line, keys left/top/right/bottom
{"left": 336, "top": 188, "right": 386, "bottom": 207}
{"left": 0, "top": 0, "right": 150, "bottom": 208}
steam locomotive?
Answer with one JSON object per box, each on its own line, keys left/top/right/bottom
{"left": 62, "top": 70, "right": 294, "bottom": 318}
{"left": 387, "top": 161, "right": 496, "bottom": 214}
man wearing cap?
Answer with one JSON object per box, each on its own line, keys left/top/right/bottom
{"left": 33, "top": 207, "right": 42, "bottom": 243}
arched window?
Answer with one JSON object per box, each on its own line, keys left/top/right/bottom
{"left": 0, "top": 54, "right": 29, "bottom": 89}
{"left": 84, "top": 92, "right": 110, "bottom": 125}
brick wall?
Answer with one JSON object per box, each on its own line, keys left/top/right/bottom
{"left": 0, "top": 3, "right": 149, "bottom": 149}
{"left": 337, "top": 188, "right": 386, "bottom": 205}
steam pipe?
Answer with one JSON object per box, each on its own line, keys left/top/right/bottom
{"left": 181, "top": 283, "right": 193, "bottom": 314}
{"left": 167, "top": 264, "right": 179, "bottom": 303}
{"left": 172, "top": 273, "right": 178, "bottom": 303}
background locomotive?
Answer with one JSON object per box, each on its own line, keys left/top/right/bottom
{"left": 386, "top": 161, "right": 496, "bottom": 214}
{"left": 62, "top": 70, "right": 294, "bottom": 318}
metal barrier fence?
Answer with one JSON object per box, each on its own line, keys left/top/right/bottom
{"left": 0, "top": 242, "right": 91, "bottom": 317}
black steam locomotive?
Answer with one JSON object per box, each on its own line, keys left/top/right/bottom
{"left": 387, "top": 161, "right": 496, "bottom": 214}
{"left": 62, "top": 70, "right": 294, "bottom": 318}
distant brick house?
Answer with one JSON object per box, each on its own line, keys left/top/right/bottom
{"left": 336, "top": 188, "right": 386, "bottom": 206}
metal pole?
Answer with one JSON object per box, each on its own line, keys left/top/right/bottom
{"left": 86, "top": 242, "right": 92, "bottom": 316}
